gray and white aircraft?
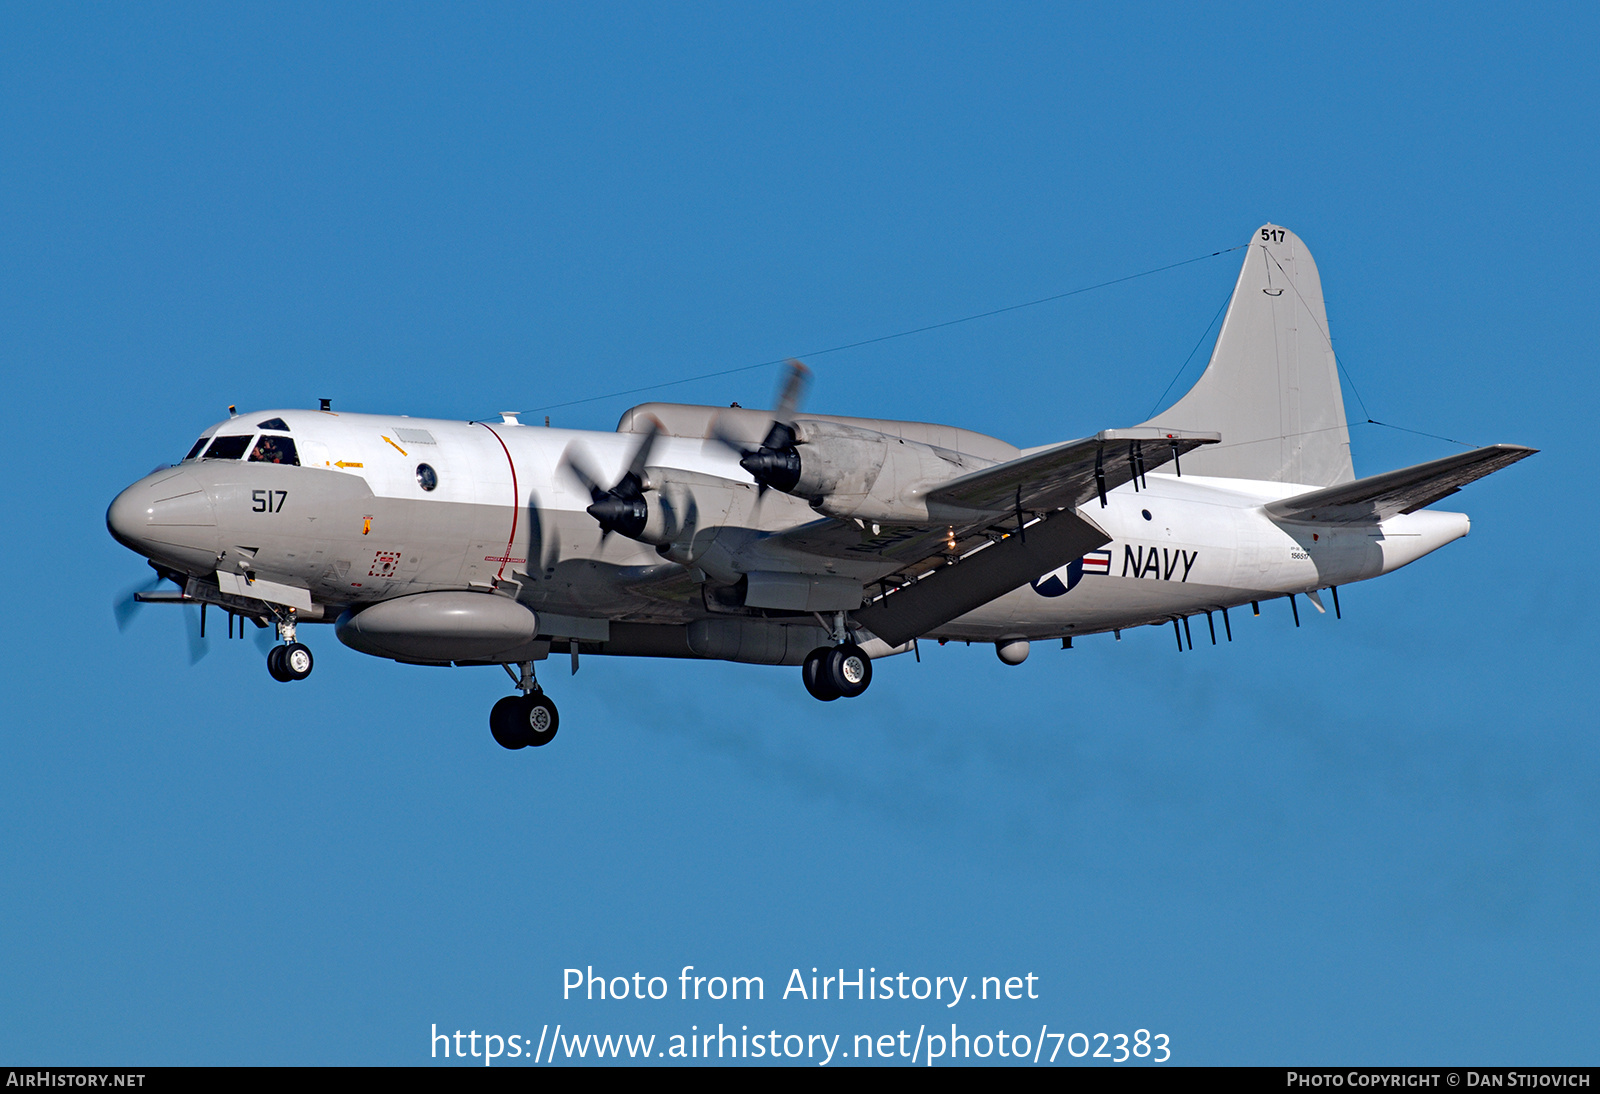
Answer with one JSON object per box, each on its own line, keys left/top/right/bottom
{"left": 108, "top": 225, "right": 1534, "bottom": 750}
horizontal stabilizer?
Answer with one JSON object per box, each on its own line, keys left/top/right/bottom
{"left": 1264, "top": 444, "right": 1536, "bottom": 524}
{"left": 925, "top": 427, "right": 1219, "bottom": 516}
{"left": 854, "top": 508, "right": 1110, "bottom": 646}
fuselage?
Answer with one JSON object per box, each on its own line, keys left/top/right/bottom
{"left": 107, "top": 407, "right": 1469, "bottom": 661}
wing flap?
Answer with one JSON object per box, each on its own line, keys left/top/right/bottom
{"left": 1264, "top": 444, "right": 1536, "bottom": 524}
{"left": 853, "top": 508, "right": 1110, "bottom": 646}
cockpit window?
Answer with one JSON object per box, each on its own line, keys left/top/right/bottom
{"left": 248, "top": 435, "right": 299, "bottom": 465}
{"left": 184, "top": 436, "right": 213, "bottom": 460}
{"left": 256, "top": 418, "right": 290, "bottom": 431}
{"left": 201, "top": 435, "right": 254, "bottom": 461}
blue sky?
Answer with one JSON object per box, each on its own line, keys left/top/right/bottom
{"left": 2, "top": 3, "right": 1596, "bottom": 1065}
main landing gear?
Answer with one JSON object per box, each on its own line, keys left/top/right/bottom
{"left": 490, "top": 661, "right": 559, "bottom": 750}
{"left": 265, "top": 614, "right": 313, "bottom": 682}
{"left": 801, "top": 613, "right": 873, "bottom": 702}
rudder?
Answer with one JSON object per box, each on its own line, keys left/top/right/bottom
{"left": 1141, "top": 224, "right": 1354, "bottom": 486}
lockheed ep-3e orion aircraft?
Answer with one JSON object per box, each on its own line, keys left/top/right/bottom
{"left": 108, "top": 225, "right": 1533, "bottom": 750}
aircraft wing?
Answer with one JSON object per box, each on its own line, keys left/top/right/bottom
{"left": 1264, "top": 444, "right": 1536, "bottom": 524}
{"left": 924, "top": 427, "right": 1220, "bottom": 516}
{"left": 764, "top": 427, "right": 1214, "bottom": 644}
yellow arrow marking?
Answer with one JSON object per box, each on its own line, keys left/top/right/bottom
{"left": 381, "top": 435, "right": 408, "bottom": 456}
{"left": 334, "top": 460, "right": 364, "bottom": 469}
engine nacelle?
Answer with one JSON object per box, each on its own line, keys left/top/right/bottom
{"left": 638, "top": 470, "right": 741, "bottom": 569}
{"left": 785, "top": 420, "right": 992, "bottom": 524}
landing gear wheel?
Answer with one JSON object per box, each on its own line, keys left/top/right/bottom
{"left": 824, "top": 642, "right": 872, "bottom": 698}
{"left": 802, "top": 647, "right": 840, "bottom": 701}
{"left": 490, "top": 696, "right": 529, "bottom": 750}
{"left": 266, "top": 644, "right": 292, "bottom": 682}
{"left": 522, "top": 693, "right": 559, "bottom": 746}
{"left": 281, "top": 642, "right": 313, "bottom": 680}
{"left": 489, "top": 693, "right": 560, "bottom": 750}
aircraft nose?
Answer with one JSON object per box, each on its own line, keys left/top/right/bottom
{"left": 107, "top": 468, "right": 219, "bottom": 561}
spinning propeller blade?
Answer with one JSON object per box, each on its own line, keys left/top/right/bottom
{"left": 112, "top": 576, "right": 160, "bottom": 632}
{"left": 558, "top": 416, "right": 663, "bottom": 541}
{"left": 707, "top": 359, "right": 810, "bottom": 496}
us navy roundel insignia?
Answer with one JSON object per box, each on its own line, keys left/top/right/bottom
{"left": 1032, "top": 558, "right": 1084, "bottom": 597}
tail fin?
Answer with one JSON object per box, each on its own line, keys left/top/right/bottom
{"left": 1141, "top": 224, "right": 1354, "bottom": 486}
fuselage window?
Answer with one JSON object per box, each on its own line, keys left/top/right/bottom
{"left": 201, "top": 435, "right": 254, "bottom": 461}
{"left": 184, "top": 436, "right": 213, "bottom": 460}
{"left": 249, "top": 435, "right": 300, "bottom": 465}
{"left": 256, "top": 418, "right": 291, "bottom": 432}
{"left": 416, "top": 463, "right": 438, "bottom": 491}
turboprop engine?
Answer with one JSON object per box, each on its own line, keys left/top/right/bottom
{"left": 764, "top": 418, "right": 975, "bottom": 524}
{"left": 559, "top": 420, "right": 740, "bottom": 567}
{"left": 711, "top": 359, "right": 992, "bottom": 525}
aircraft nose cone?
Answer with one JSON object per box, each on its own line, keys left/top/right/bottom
{"left": 107, "top": 468, "right": 218, "bottom": 560}
{"left": 106, "top": 481, "right": 153, "bottom": 551}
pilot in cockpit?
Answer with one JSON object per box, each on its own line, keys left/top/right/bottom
{"left": 250, "top": 435, "right": 296, "bottom": 465}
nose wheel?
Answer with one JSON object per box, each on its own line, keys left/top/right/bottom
{"left": 491, "top": 661, "right": 560, "bottom": 749}
{"left": 802, "top": 641, "right": 872, "bottom": 701}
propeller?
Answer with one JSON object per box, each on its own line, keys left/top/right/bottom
{"left": 112, "top": 566, "right": 208, "bottom": 664}
{"left": 558, "top": 415, "right": 663, "bottom": 541}
{"left": 113, "top": 573, "right": 163, "bottom": 632}
{"left": 708, "top": 358, "right": 811, "bottom": 495}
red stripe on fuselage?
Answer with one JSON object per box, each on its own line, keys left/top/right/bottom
{"left": 476, "top": 423, "right": 520, "bottom": 586}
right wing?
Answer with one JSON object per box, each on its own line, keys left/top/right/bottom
{"left": 763, "top": 427, "right": 1216, "bottom": 643}
{"left": 852, "top": 507, "right": 1111, "bottom": 646}
{"left": 1264, "top": 444, "right": 1536, "bottom": 524}
{"left": 923, "top": 427, "right": 1220, "bottom": 518}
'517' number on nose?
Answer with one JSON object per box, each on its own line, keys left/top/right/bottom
{"left": 252, "top": 489, "right": 287, "bottom": 513}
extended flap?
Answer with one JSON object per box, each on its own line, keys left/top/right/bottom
{"left": 854, "top": 509, "right": 1110, "bottom": 646}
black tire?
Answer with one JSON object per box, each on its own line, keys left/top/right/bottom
{"left": 266, "top": 645, "right": 292, "bottom": 683}
{"left": 802, "top": 646, "right": 840, "bottom": 701}
{"left": 490, "top": 696, "right": 529, "bottom": 750}
{"left": 824, "top": 643, "right": 872, "bottom": 698}
{"left": 522, "top": 694, "right": 559, "bottom": 746}
{"left": 282, "top": 642, "right": 314, "bottom": 680}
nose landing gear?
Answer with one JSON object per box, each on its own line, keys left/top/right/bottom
{"left": 265, "top": 614, "right": 313, "bottom": 682}
{"left": 490, "top": 660, "right": 560, "bottom": 750}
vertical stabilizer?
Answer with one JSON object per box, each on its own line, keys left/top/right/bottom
{"left": 1141, "top": 224, "right": 1354, "bottom": 486}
